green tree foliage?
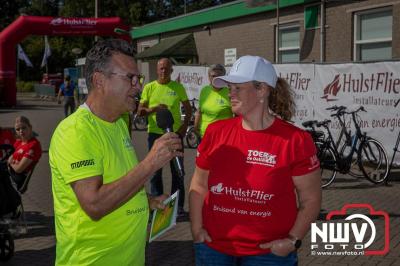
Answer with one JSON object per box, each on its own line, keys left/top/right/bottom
{"left": 0, "top": 0, "right": 29, "bottom": 31}
{"left": 21, "top": 0, "right": 60, "bottom": 17}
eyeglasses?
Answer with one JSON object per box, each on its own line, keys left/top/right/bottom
{"left": 108, "top": 72, "right": 145, "bottom": 86}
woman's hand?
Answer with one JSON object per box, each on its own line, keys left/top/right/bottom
{"left": 259, "top": 238, "right": 295, "bottom": 257}
{"left": 192, "top": 227, "right": 212, "bottom": 243}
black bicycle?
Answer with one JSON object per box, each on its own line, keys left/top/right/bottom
{"left": 314, "top": 106, "right": 389, "bottom": 188}
{"left": 182, "top": 98, "right": 200, "bottom": 149}
{"left": 132, "top": 93, "right": 148, "bottom": 131}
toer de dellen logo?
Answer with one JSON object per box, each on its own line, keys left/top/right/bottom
{"left": 311, "top": 204, "right": 389, "bottom": 256}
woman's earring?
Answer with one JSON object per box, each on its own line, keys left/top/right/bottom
{"left": 259, "top": 98, "right": 264, "bottom": 103}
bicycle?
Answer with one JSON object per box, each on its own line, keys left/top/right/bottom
{"left": 304, "top": 105, "right": 367, "bottom": 179}
{"left": 132, "top": 113, "right": 148, "bottom": 131}
{"left": 315, "top": 106, "right": 389, "bottom": 188}
{"left": 326, "top": 106, "right": 351, "bottom": 150}
{"left": 182, "top": 98, "right": 200, "bottom": 149}
{"left": 327, "top": 105, "right": 366, "bottom": 178}
{"left": 132, "top": 93, "right": 148, "bottom": 131}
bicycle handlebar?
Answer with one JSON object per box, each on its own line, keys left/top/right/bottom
{"left": 344, "top": 106, "right": 367, "bottom": 115}
{"left": 326, "top": 105, "right": 339, "bottom": 111}
{"left": 327, "top": 105, "right": 347, "bottom": 117}
{"left": 326, "top": 105, "right": 346, "bottom": 111}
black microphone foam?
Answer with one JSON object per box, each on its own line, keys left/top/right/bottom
{"left": 155, "top": 108, "right": 185, "bottom": 178}
{"left": 156, "top": 108, "right": 174, "bottom": 130}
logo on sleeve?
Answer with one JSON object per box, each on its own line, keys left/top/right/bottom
{"left": 123, "top": 137, "right": 133, "bottom": 149}
{"left": 309, "top": 155, "right": 320, "bottom": 170}
{"left": 246, "top": 149, "right": 277, "bottom": 167}
{"left": 71, "top": 159, "right": 95, "bottom": 169}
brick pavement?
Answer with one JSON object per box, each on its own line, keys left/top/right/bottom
{"left": 1, "top": 94, "right": 399, "bottom": 265}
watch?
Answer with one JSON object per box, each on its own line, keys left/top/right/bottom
{"left": 288, "top": 235, "right": 302, "bottom": 249}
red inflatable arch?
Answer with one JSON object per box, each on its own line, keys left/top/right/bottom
{"left": 0, "top": 15, "right": 129, "bottom": 106}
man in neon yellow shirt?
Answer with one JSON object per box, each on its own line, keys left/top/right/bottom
{"left": 49, "top": 39, "right": 183, "bottom": 266}
{"left": 138, "top": 58, "right": 192, "bottom": 215}
{"left": 194, "top": 64, "right": 233, "bottom": 137}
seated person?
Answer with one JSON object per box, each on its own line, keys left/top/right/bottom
{"left": 7, "top": 116, "right": 42, "bottom": 190}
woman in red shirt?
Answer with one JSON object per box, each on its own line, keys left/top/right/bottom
{"left": 8, "top": 116, "right": 42, "bottom": 189}
{"left": 189, "top": 56, "right": 321, "bottom": 265}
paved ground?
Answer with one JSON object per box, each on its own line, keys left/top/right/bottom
{"left": 1, "top": 94, "right": 400, "bottom": 265}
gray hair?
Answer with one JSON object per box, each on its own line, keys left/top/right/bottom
{"left": 85, "top": 39, "right": 135, "bottom": 90}
{"left": 208, "top": 64, "right": 226, "bottom": 75}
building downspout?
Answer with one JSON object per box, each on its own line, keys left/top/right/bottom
{"left": 320, "top": 0, "right": 325, "bottom": 62}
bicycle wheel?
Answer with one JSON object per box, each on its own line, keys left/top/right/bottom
{"left": 186, "top": 127, "right": 200, "bottom": 149}
{"left": 339, "top": 143, "right": 364, "bottom": 178}
{"left": 316, "top": 141, "right": 338, "bottom": 188}
{"left": 357, "top": 138, "right": 389, "bottom": 184}
{"left": 133, "top": 115, "right": 147, "bottom": 131}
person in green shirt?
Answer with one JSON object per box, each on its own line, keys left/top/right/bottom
{"left": 194, "top": 64, "right": 233, "bottom": 138}
{"left": 138, "top": 58, "right": 192, "bottom": 216}
{"left": 49, "top": 39, "right": 183, "bottom": 266}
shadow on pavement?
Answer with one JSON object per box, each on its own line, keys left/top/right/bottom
{"left": 5, "top": 247, "right": 55, "bottom": 266}
{"left": 14, "top": 211, "right": 55, "bottom": 240}
{"left": 5, "top": 105, "right": 59, "bottom": 111}
{"left": 146, "top": 240, "right": 194, "bottom": 266}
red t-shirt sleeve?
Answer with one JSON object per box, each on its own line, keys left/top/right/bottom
{"left": 23, "top": 139, "right": 42, "bottom": 162}
{"left": 290, "top": 131, "right": 320, "bottom": 176}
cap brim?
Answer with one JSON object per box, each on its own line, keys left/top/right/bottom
{"left": 212, "top": 75, "right": 252, "bottom": 88}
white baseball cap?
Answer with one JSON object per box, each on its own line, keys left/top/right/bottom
{"left": 213, "top": 55, "right": 277, "bottom": 88}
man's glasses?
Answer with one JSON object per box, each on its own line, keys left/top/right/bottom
{"left": 108, "top": 72, "right": 145, "bottom": 86}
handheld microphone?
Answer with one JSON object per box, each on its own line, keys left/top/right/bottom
{"left": 156, "top": 108, "right": 185, "bottom": 178}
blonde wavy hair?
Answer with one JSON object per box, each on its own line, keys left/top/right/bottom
{"left": 268, "top": 78, "right": 296, "bottom": 121}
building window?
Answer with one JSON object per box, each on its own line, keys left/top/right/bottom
{"left": 278, "top": 24, "right": 300, "bottom": 63}
{"left": 354, "top": 7, "right": 392, "bottom": 61}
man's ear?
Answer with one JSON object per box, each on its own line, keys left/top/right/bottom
{"left": 92, "top": 72, "right": 105, "bottom": 91}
